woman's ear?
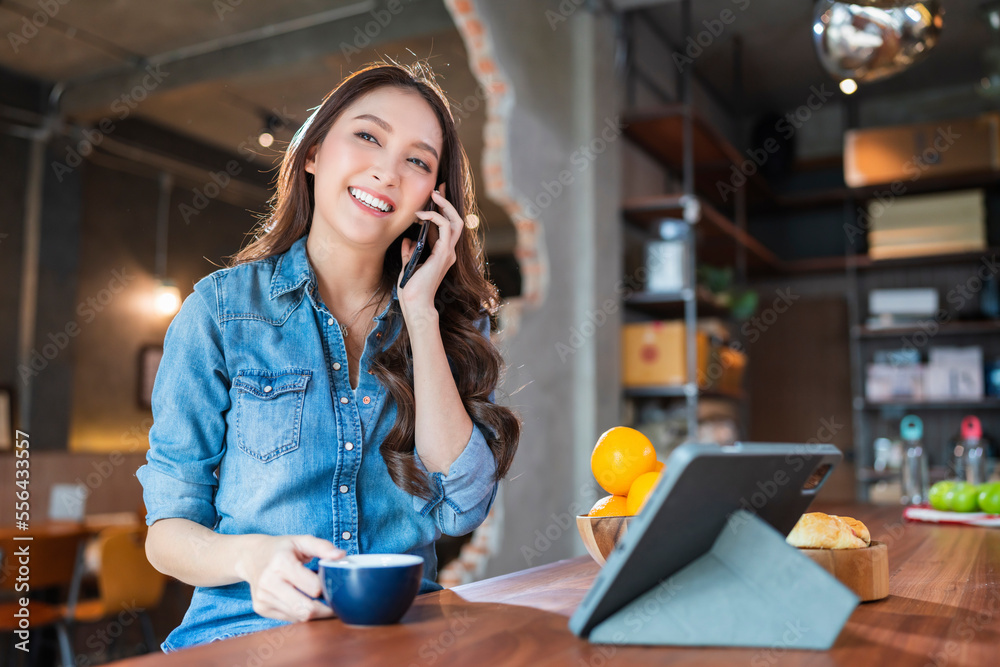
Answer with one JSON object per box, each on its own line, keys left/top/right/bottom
{"left": 304, "top": 145, "right": 318, "bottom": 174}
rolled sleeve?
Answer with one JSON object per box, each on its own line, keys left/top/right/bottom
{"left": 411, "top": 311, "right": 499, "bottom": 535}
{"left": 413, "top": 423, "right": 499, "bottom": 536}
{"left": 135, "top": 275, "right": 230, "bottom": 530}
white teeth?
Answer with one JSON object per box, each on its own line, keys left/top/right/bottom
{"left": 349, "top": 187, "right": 391, "bottom": 212}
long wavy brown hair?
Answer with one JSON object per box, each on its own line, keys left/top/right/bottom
{"left": 228, "top": 61, "right": 519, "bottom": 501}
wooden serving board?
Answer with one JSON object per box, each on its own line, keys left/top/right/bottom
{"left": 798, "top": 541, "right": 889, "bottom": 602}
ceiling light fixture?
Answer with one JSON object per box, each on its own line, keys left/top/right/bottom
{"left": 813, "top": 1, "right": 944, "bottom": 84}
{"left": 840, "top": 78, "right": 859, "bottom": 94}
{"left": 152, "top": 172, "right": 180, "bottom": 317}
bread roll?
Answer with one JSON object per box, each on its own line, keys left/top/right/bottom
{"left": 786, "top": 512, "right": 870, "bottom": 549}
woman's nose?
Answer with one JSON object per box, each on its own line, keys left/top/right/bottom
{"left": 370, "top": 158, "right": 400, "bottom": 188}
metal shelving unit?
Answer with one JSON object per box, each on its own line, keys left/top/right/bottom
{"left": 619, "top": 0, "right": 756, "bottom": 442}
{"left": 847, "top": 251, "right": 1000, "bottom": 501}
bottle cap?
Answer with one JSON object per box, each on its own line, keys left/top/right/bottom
{"left": 900, "top": 415, "right": 923, "bottom": 442}
{"left": 961, "top": 415, "right": 982, "bottom": 442}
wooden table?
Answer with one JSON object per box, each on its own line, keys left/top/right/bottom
{"left": 111, "top": 504, "right": 1000, "bottom": 666}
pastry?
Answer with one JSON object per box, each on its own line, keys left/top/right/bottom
{"left": 786, "top": 512, "right": 871, "bottom": 549}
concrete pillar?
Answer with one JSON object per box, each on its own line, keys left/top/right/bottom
{"left": 451, "top": 0, "right": 623, "bottom": 576}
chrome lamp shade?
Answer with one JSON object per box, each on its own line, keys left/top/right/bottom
{"left": 813, "top": 0, "right": 944, "bottom": 83}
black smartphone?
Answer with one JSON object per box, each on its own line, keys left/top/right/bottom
{"left": 399, "top": 201, "right": 434, "bottom": 288}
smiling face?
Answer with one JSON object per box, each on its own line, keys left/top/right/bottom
{"left": 304, "top": 85, "right": 443, "bottom": 253}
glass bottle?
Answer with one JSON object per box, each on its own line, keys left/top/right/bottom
{"left": 961, "top": 416, "right": 987, "bottom": 485}
{"left": 900, "top": 415, "right": 929, "bottom": 505}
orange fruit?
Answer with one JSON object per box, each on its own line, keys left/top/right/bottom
{"left": 626, "top": 471, "right": 662, "bottom": 515}
{"left": 588, "top": 494, "right": 629, "bottom": 517}
{"left": 591, "top": 426, "right": 657, "bottom": 495}
{"left": 652, "top": 460, "right": 665, "bottom": 473}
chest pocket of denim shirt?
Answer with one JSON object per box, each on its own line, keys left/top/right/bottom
{"left": 232, "top": 370, "right": 311, "bottom": 463}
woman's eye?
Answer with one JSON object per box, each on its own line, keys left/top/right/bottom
{"left": 355, "top": 131, "right": 378, "bottom": 144}
{"left": 409, "top": 158, "right": 431, "bottom": 172}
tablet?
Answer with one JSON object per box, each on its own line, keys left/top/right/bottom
{"left": 568, "top": 441, "right": 842, "bottom": 638}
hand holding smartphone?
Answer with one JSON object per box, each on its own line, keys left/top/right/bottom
{"left": 399, "top": 198, "right": 435, "bottom": 289}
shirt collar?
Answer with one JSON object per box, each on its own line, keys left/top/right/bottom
{"left": 269, "top": 234, "right": 400, "bottom": 315}
{"left": 269, "top": 235, "right": 314, "bottom": 300}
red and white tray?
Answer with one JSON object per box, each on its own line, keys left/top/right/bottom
{"left": 903, "top": 505, "right": 1000, "bottom": 528}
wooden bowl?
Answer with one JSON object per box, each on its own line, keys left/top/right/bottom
{"left": 576, "top": 515, "right": 633, "bottom": 565}
{"left": 798, "top": 541, "right": 889, "bottom": 602}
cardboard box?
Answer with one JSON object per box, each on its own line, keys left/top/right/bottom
{"left": 844, "top": 114, "right": 1000, "bottom": 187}
{"left": 622, "top": 321, "right": 709, "bottom": 388}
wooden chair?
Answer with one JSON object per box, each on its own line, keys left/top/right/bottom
{"left": 66, "top": 525, "right": 166, "bottom": 656}
{"left": 0, "top": 527, "right": 88, "bottom": 667}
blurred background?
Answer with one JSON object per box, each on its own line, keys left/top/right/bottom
{"left": 1, "top": 0, "right": 999, "bottom": 662}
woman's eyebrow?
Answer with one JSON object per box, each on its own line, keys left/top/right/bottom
{"left": 353, "top": 113, "right": 439, "bottom": 161}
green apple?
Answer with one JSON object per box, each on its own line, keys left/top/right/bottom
{"left": 951, "top": 483, "right": 980, "bottom": 513}
{"left": 929, "top": 480, "right": 958, "bottom": 511}
{"left": 978, "top": 483, "right": 1000, "bottom": 515}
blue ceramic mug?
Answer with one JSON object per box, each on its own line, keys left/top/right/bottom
{"left": 318, "top": 554, "right": 424, "bottom": 626}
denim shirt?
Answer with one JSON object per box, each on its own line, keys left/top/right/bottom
{"left": 136, "top": 234, "right": 499, "bottom": 652}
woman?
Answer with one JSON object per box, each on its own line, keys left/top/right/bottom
{"left": 137, "top": 61, "right": 520, "bottom": 652}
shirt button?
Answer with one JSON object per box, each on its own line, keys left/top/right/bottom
{"left": 345, "top": 442, "right": 354, "bottom": 451}
{"left": 263, "top": 386, "right": 272, "bottom": 393}
{"left": 362, "top": 396, "right": 371, "bottom": 405}
{"left": 342, "top": 532, "right": 352, "bottom": 540}
{"left": 328, "top": 317, "right": 335, "bottom": 326}
{"left": 333, "top": 362, "right": 342, "bottom": 370}
{"left": 340, "top": 397, "right": 349, "bottom": 404}
{"left": 339, "top": 485, "right": 349, "bottom": 493}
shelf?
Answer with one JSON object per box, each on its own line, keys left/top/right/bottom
{"left": 623, "top": 105, "right": 774, "bottom": 205}
{"left": 622, "top": 194, "right": 782, "bottom": 272}
{"left": 757, "top": 247, "right": 1000, "bottom": 276}
{"left": 624, "top": 290, "right": 730, "bottom": 319}
{"left": 624, "top": 385, "right": 744, "bottom": 401}
{"left": 770, "top": 166, "right": 1000, "bottom": 211}
{"left": 862, "top": 398, "right": 1000, "bottom": 411}
{"left": 853, "top": 320, "right": 1000, "bottom": 339}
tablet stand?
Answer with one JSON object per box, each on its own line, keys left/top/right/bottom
{"left": 588, "top": 510, "right": 859, "bottom": 650}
